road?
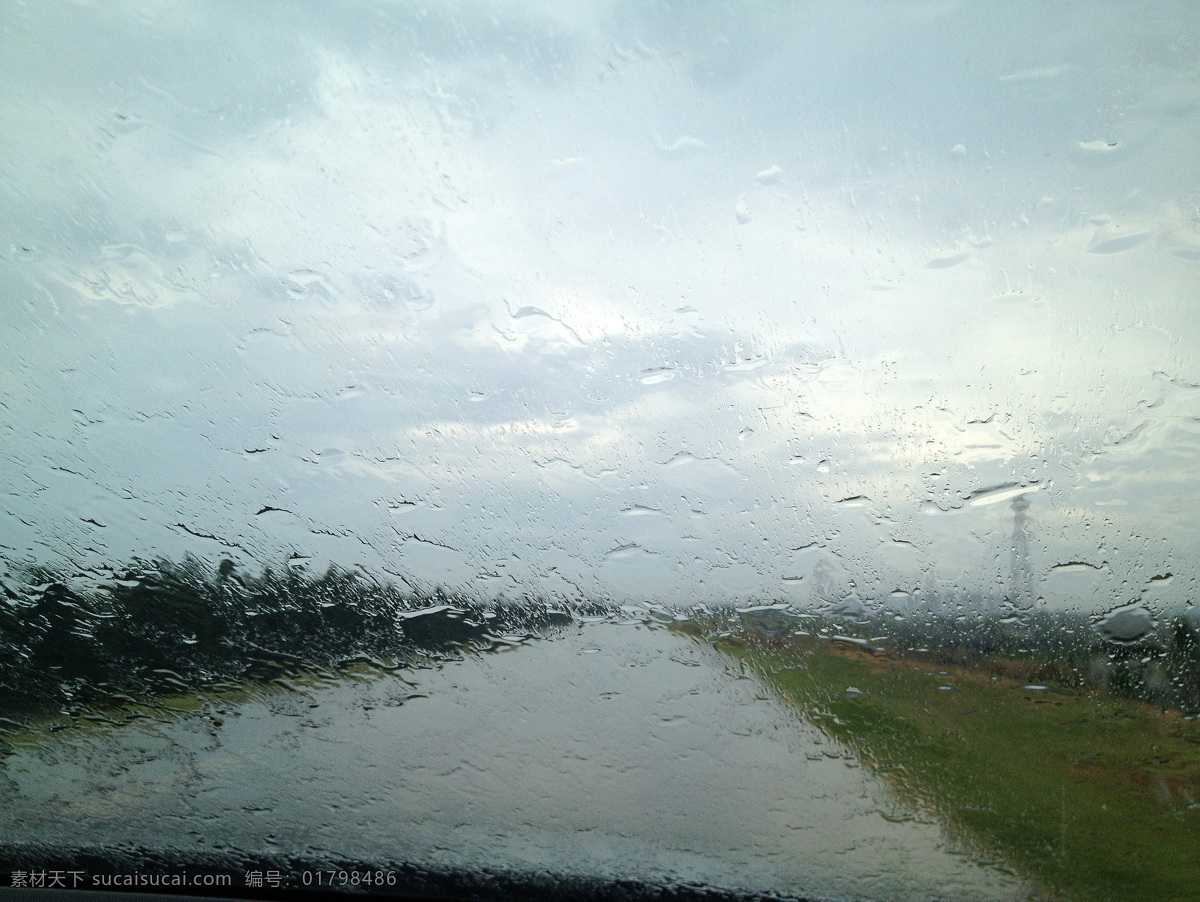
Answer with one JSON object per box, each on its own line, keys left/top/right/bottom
{"left": 1, "top": 620, "right": 1030, "bottom": 901}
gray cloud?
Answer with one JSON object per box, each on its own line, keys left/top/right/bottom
{"left": 2, "top": 1, "right": 1198, "bottom": 615}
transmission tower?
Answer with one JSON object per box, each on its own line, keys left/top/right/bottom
{"left": 1009, "top": 494, "right": 1033, "bottom": 607}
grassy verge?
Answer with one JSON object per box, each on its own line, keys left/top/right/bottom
{"left": 690, "top": 626, "right": 1200, "bottom": 902}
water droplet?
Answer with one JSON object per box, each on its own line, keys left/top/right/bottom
{"left": 1050, "top": 561, "right": 1106, "bottom": 574}
{"left": 604, "top": 543, "right": 657, "bottom": 562}
{"left": 1078, "top": 139, "right": 1121, "bottom": 152}
{"left": 13, "top": 244, "right": 46, "bottom": 262}
{"left": 619, "top": 504, "right": 663, "bottom": 517}
{"left": 1000, "top": 65, "right": 1071, "bottom": 82}
{"left": 654, "top": 134, "right": 708, "bottom": 157}
{"left": 101, "top": 244, "right": 136, "bottom": 261}
{"left": 639, "top": 366, "right": 676, "bottom": 385}
{"left": 739, "top": 606, "right": 796, "bottom": 638}
{"left": 926, "top": 249, "right": 970, "bottom": 269}
{"left": 723, "top": 355, "right": 767, "bottom": 373}
{"left": 1095, "top": 605, "right": 1156, "bottom": 643}
{"left": 284, "top": 269, "right": 327, "bottom": 300}
{"left": 967, "top": 482, "right": 1042, "bottom": 507}
{"left": 662, "top": 452, "right": 699, "bottom": 468}
{"left": 755, "top": 164, "right": 783, "bottom": 184}
{"left": 1088, "top": 225, "right": 1151, "bottom": 254}
{"left": 1159, "top": 227, "right": 1200, "bottom": 263}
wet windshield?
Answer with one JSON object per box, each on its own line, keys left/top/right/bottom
{"left": 2, "top": 3, "right": 1198, "bottom": 900}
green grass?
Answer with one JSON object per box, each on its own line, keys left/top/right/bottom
{"left": 698, "top": 629, "right": 1200, "bottom": 902}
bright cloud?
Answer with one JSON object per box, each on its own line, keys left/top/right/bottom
{"left": 2, "top": 1, "right": 1198, "bottom": 613}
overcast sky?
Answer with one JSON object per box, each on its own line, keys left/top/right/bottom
{"left": 2, "top": 1, "right": 1199, "bottom": 617}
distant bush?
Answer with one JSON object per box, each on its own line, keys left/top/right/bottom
{"left": 0, "top": 556, "right": 575, "bottom": 728}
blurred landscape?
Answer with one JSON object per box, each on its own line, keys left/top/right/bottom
{"left": 3, "top": 553, "right": 1197, "bottom": 729}
{"left": 2, "top": 552, "right": 1199, "bottom": 899}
